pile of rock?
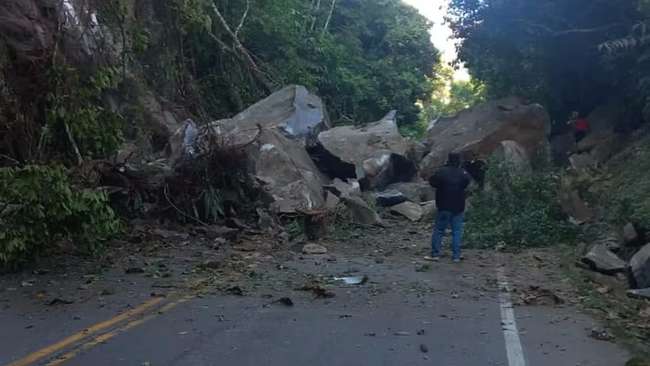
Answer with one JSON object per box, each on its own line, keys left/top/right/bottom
{"left": 106, "top": 85, "right": 550, "bottom": 238}
{"left": 580, "top": 223, "right": 650, "bottom": 299}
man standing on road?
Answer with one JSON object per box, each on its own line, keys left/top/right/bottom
{"left": 426, "top": 152, "right": 471, "bottom": 263}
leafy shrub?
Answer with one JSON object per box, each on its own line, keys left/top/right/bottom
{"left": 45, "top": 65, "right": 124, "bottom": 160}
{"left": 465, "top": 159, "right": 576, "bottom": 249}
{"left": 0, "top": 165, "right": 121, "bottom": 268}
{"left": 600, "top": 136, "right": 650, "bottom": 229}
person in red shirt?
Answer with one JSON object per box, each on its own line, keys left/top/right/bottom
{"left": 567, "top": 111, "right": 590, "bottom": 142}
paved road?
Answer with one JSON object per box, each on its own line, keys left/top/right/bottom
{"left": 1, "top": 252, "right": 630, "bottom": 366}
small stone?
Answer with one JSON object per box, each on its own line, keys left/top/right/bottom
{"left": 302, "top": 243, "right": 328, "bottom": 255}
{"left": 589, "top": 328, "right": 614, "bottom": 341}
{"left": 99, "top": 288, "right": 115, "bottom": 296}
{"left": 420, "top": 344, "right": 429, "bottom": 353}
{"left": 596, "top": 286, "right": 611, "bottom": 295}
{"left": 201, "top": 260, "right": 220, "bottom": 270}
{"left": 125, "top": 267, "right": 145, "bottom": 274}
{"left": 581, "top": 244, "right": 626, "bottom": 275}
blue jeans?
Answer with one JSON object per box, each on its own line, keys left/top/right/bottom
{"left": 431, "top": 211, "right": 464, "bottom": 260}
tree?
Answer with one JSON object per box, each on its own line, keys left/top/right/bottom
{"left": 419, "top": 63, "right": 486, "bottom": 124}
{"left": 149, "top": 0, "right": 440, "bottom": 126}
{"left": 447, "top": 0, "right": 646, "bottom": 125}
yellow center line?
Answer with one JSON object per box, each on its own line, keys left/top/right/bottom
{"left": 44, "top": 296, "right": 193, "bottom": 366}
{"left": 6, "top": 297, "right": 165, "bottom": 366}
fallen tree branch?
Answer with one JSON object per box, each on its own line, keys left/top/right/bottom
{"left": 163, "top": 184, "right": 209, "bottom": 227}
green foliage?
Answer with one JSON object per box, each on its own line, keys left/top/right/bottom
{"left": 132, "top": 0, "right": 439, "bottom": 125}
{"left": 465, "top": 159, "right": 576, "bottom": 249}
{"left": 600, "top": 135, "right": 650, "bottom": 229}
{"left": 419, "top": 63, "right": 487, "bottom": 126}
{"left": 0, "top": 166, "right": 121, "bottom": 268}
{"left": 45, "top": 65, "right": 124, "bottom": 160}
{"left": 448, "top": 0, "right": 647, "bottom": 123}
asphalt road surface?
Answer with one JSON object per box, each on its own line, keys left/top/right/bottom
{"left": 0, "top": 249, "right": 631, "bottom": 366}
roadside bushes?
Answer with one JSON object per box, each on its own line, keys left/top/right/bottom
{"left": 602, "top": 135, "right": 650, "bottom": 230}
{"left": 0, "top": 165, "right": 121, "bottom": 268}
{"left": 465, "top": 158, "right": 576, "bottom": 248}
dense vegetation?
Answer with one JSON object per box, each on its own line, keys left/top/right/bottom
{"left": 128, "top": 0, "right": 440, "bottom": 126}
{"left": 0, "top": 166, "right": 121, "bottom": 267}
{"left": 465, "top": 159, "right": 577, "bottom": 249}
{"left": 449, "top": 0, "right": 650, "bottom": 127}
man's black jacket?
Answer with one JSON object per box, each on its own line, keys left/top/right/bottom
{"left": 429, "top": 165, "right": 471, "bottom": 214}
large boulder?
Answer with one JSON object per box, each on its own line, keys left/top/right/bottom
{"left": 246, "top": 129, "right": 327, "bottom": 213}
{"left": 420, "top": 97, "right": 547, "bottom": 178}
{"left": 196, "top": 86, "right": 331, "bottom": 214}
{"left": 325, "top": 178, "right": 361, "bottom": 198}
{"left": 312, "top": 111, "right": 417, "bottom": 190}
{"left": 630, "top": 244, "right": 650, "bottom": 289}
{"left": 341, "top": 196, "right": 383, "bottom": 226}
{"left": 390, "top": 201, "right": 423, "bottom": 222}
{"left": 385, "top": 181, "right": 435, "bottom": 203}
{"left": 209, "top": 85, "right": 330, "bottom": 146}
{"left": 581, "top": 244, "right": 626, "bottom": 275}
{"left": 374, "top": 190, "right": 408, "bottom": 207}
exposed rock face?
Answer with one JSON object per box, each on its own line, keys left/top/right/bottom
{"left": 630, "top": 244, "right": 650, "bottom": 289}
{"left": 582, "top": 244, "right": 626, "bottom": 275}
{"left": 420, "top": 97, "right": 547, "bottom": 178}
{"left": 313, "top": 111, "right": 417, "bottom": 190}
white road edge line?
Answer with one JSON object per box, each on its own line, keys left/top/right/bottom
{"left": 497, "top": 265, "right": 527, "bottom": 366}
